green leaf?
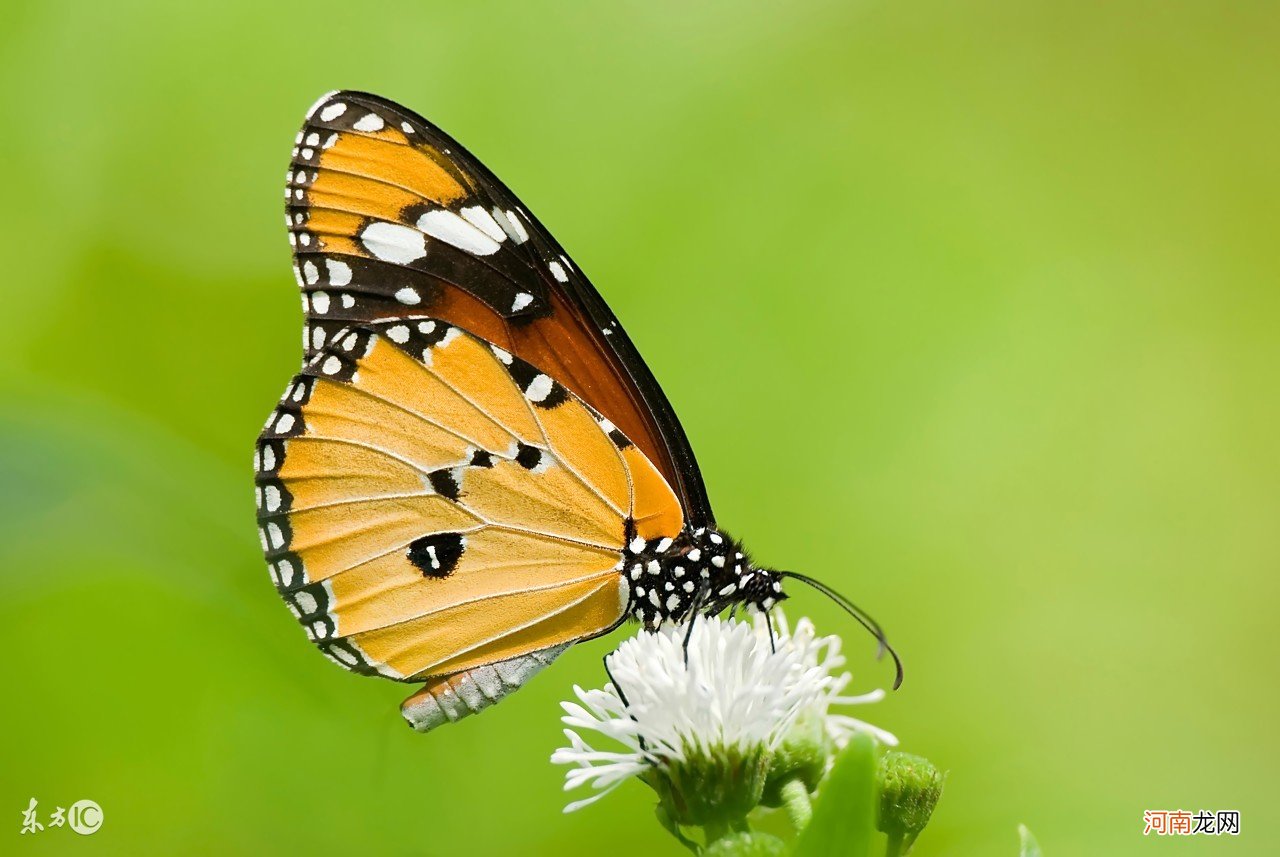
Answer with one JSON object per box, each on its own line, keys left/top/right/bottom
{"left": 791, "top": 734, "right": 876, "bottom": 857}
{"left": 1018, "top": 824, "right": 1042, "bottom": 857}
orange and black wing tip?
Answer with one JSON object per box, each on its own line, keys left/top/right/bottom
{"left": 285, "top": 90, "right": 715, "bottom": 529}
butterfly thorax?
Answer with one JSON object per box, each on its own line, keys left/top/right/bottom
{"left": 621, "top": 526, "right": 785, "bottom": 629}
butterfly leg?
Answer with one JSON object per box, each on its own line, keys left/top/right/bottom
{"left": 682, "top": 583, "right": 710, "bottom": 667}
{"left": 603, "top": 653, "right": 631, "bottom": 709}
{"left": 604, "top": 652, "right": 651, "bottom": 753}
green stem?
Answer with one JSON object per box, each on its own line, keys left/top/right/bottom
{"left": 703, "top": 819, "right": 731, "bottom": 846}
{"left": 655, "top": 805, "right": 700, "bottom": 854}
{"left": 885, "top": 831, "right": 905, "bottom": 857}
{"left": 780, "top": 778, "right": 813, "bottom": 832}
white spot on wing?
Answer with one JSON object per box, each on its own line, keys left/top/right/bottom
{"left": 548, "top": 260, "right": 568, "bottom": 282}
{"left": 511, "top": 292, "right": 533, "bottom": 312}
{"left": 361, "top": 222, "right": 427, "bottom": 264}
{"left": 319, "top": 102, "right": 347, "bottom": 121}
{"left": 525, "top": 374, "right": 553, "bottom": 402}
{"left": 501, "top": 209, "right": 529, "bottom": 243}
{"left": 416, "top": 210, "right": 502, "bottom": 256}
{"left": 353, "top": 113, "right": 385, "bottom": 132}
{"left": 325, "top": 259, "right": 352, "bottom": 286}
{"left": 460, "top": 206, "right": 508, "bottom": 242}
{"left": 395, "top": 286, "right": 422, "bottom": 305}
{"left": 311, "top": 291, "right": 330, "bottom": 314}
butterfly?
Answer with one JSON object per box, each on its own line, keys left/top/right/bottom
{"left": 256, "top": 91, "right": 900, "bottom": 732}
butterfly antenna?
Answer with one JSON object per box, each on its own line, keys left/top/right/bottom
{"left": 776, "top": 571, "right": 904, "bottom": 690}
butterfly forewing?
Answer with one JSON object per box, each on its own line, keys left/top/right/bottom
{"left": 255, "top": 317, "right": 684, "bottom": 682}
{"left": 286, "top": 90, "right": 713, "bottom": 527}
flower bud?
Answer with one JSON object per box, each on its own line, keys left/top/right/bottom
{"left": 760, "top": 711, "right": 830, "bottom": 807}
{"left": 876, "top": 751, "right": 945, "bottom": 840}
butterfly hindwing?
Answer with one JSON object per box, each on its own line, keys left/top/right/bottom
{"left": 255, "top": 317, "right": 684, "bottom": 684}
{"left": 287, "top": 90, "right": 713, "bottom": 528}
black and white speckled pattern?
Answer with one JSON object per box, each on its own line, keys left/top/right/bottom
{"left": 620, "top": 526, "right": 785, "bottom": 629}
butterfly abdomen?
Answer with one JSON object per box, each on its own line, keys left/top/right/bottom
{"left": 401, "top": 645, "right": 569, "bottom": 732}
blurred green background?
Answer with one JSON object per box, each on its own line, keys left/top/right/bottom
{"left": 2, "top": 1, "right": 1277, "bottom": 853}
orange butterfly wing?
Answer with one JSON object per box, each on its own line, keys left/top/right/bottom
{"left": 255, "top": 317, "right": 683, "bottom": 718}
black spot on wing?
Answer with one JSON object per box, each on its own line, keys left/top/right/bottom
{"left": 503, "top": 353, "right": 569, "bottom": 409}
{"left": 407, "top": 533, "right": 466, "bottom": 578}
{"left": 427, "top": 468, "right": 462, "bottom": 501}
{"left": 469, "top": 448, "right": 494, "bottom": 468}
{"left": 515, "top": 443, "right": 543, "bottom": 470}
{"left": 608, "top": 427, "right": 632, "bottom": 449}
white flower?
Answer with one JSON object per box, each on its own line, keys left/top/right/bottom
{"left": 551, "top": 612, "right": 896, "bottom": 813}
